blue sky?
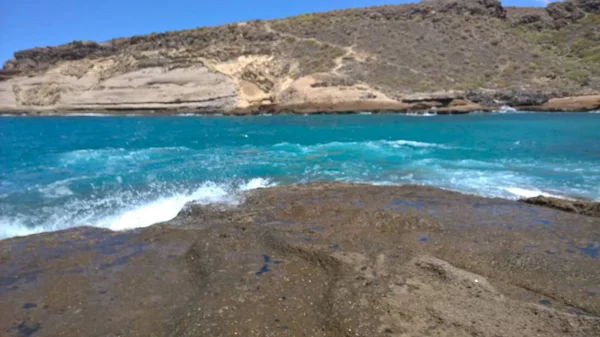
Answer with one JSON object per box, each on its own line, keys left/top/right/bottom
{"left": 0, "top": 0, "right": 549, "bottom": 65}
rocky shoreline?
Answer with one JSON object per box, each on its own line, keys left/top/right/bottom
{"left": 1, "top": 93, "right": 599, "bottom": 116}
{"left": 1, "top": 183, "right": 599, "bottom": 336}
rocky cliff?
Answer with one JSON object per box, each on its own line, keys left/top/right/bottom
{"left": 1, "top": 0, "right": 599, "bottom": 114}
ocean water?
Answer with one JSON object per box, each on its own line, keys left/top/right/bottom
{"left": 1, "top": 112, "right": 599, "bottom": 239}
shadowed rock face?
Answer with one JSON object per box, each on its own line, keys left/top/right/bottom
{"left": 522, "top": 196, "right": 600, "bottom": 217}
{"left": 1, "top": 0, "right": 599, "bottom": 114}
{"left": 576, "top": 0, "right": 600, "bottom": 13}
{"left": 1, "top": 183, "right": 599, "bottom": 336}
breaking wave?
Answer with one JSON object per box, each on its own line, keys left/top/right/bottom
{"left": 2, "top": 113, "right": 599, "bottom": 240}
{"left": 0, "top": 178, "right": 274, "bottom": 239}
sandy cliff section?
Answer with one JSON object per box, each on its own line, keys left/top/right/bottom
{"left": 0, "top": 81, "right": 17, "bottom": 108}
{"left": 258, "top": 73, "right": 410, "bottom": 113}
{"left": 209, "top": 55, "right": 285, "bottom": 110}
{"left": 1, "top": 52, "right": 598, "bottom": 115}
{"left": 515, "top": 95, "right": 600, "bottom": 112}
{"left": 539, "top": 95, "right": 600, "bottom": 111}
{"left": 0, "top": 53, "right": 486, "bottom": 115}
{"left": 0, "top": 57, "right": 240, "bottom": 113}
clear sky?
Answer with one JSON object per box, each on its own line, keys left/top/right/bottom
{"left": 0, "top": 0, "right": 549, "bottom": 65}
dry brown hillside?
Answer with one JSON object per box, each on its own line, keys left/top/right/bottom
{"left": 1, "top": 0, "right": 599, "bottom": 114}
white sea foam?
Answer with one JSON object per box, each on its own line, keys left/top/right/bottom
{"left": 405, "top": 112, "right": 438, "bottom": 117}
{"left": 239, "top": 177, "right": 275, "bottom": 190}
{"left": 498, "top": 105, "right": 517, "bottom": 113}
{"left": 0, "top": 178, "right": 275, "bottom": 240}
{"left": 36, "top": 177, "right": 88, "bottom": 198}
{"left": 67, "top": 113, "right": 115, "bottom": 117}
{"left": 58, "top": 147, "right": 192, "bottom": 166}
{"left": 102, "top": 182, "right": 233, "bottom": 231}
{"left": 39, "top": 185, "right": 74, "bottom": 198}
{"left": 382, "top": 140, "right": 451, "bottom": 149}
{"left": 0, "top": 218, "right": 46, "bottom": 239}
{"left": 274, "top": 139, "right": 454, "bottom": 152}
{"left": 504, "top": 187, "right": 570, "bottom": 199}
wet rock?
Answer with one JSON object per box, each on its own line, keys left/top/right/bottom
{"left": 521, "top": 196, "right": 600, "bottom": 218}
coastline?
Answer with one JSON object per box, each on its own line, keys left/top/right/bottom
{"left": 1, "top": 182, "right": 598, "bottom": 242}
{"left": 1, "top": 93, "right": 599, "bottom": 116}
{"left": 1, "top": 182, "right": 599, "bottom": 336}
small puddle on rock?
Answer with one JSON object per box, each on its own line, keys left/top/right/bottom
{"left": 11, "top": 323, "right": 40, "bottom": 337}
{"left": 564, "top": 241, "right": 599, "bottom": 259}
{"left": 256, "top": 255, "right": 282, "bottom": 276}
{"left": 577, "top": 243, "right": 599, "bottom": 259}
{"left": 256, "top": 264, "right": 270, "bottom": 276}
{"left": 385, "top": 200, "right": 426, "bottom": 210}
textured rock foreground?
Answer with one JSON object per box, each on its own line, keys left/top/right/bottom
{"left": 1, "top": 0, "right": 600, "bottom": 115}
{"left": 1, "top": 183, "right": 599, "bottom": 336}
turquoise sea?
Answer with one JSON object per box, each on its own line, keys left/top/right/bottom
{"left": 1, "top": 112, "right": 599, "bottom": 239}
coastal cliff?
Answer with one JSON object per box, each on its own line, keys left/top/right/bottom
{"left": 1, "top": 0, "right": 600, "bottom": 114}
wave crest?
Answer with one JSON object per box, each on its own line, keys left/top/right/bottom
{"left": 0, "top": 178, "right": 275, "bottom": 239}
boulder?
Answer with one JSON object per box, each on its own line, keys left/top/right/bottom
{"left": 573, "top": 0, "right": 600, "bottom": 14}
{"left": 465, "top": 89, "right": 549, "bottom": 107}
{"left": 497, "top": 90, "right": 549, "bottom": 106}
{"left": 547, "top": 1, "right": 586, "bottom": 28}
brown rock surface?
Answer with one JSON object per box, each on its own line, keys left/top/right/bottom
{"left": 522, "top": 195, "right": 600, "bottom": 217}
{"left": 533, "top": 95, "right": 600, "bottom": 112}
{"left": 1, "top": 183, "right": 599, "bottom": 336}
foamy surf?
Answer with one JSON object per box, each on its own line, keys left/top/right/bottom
{"left": 381, "top": 140, "right": 453, "bottom": 149}
{"left": 498, "top": 105, "right": 518, "bottom": 113}
{"left": 0, "top": 178, "right": 275, "bottom": 239}
{"left": 66, "top": 113, "right": 116, "bottom": 117}
{"left": 273, "top": 139, "right": 456, "bottom": 152}
{"left": 404, "top": 112, "right": 438, "bottom": 117}
{"left": 504, "top": 187, "right": 571, "bottom": 200}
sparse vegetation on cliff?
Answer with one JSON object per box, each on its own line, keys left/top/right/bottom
{"left": 0, "top": 0, "right": 599, "bottom": 113}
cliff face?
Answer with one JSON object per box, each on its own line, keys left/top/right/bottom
{"left": 1, "top": 0, "right": 599, "bottom": 114}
